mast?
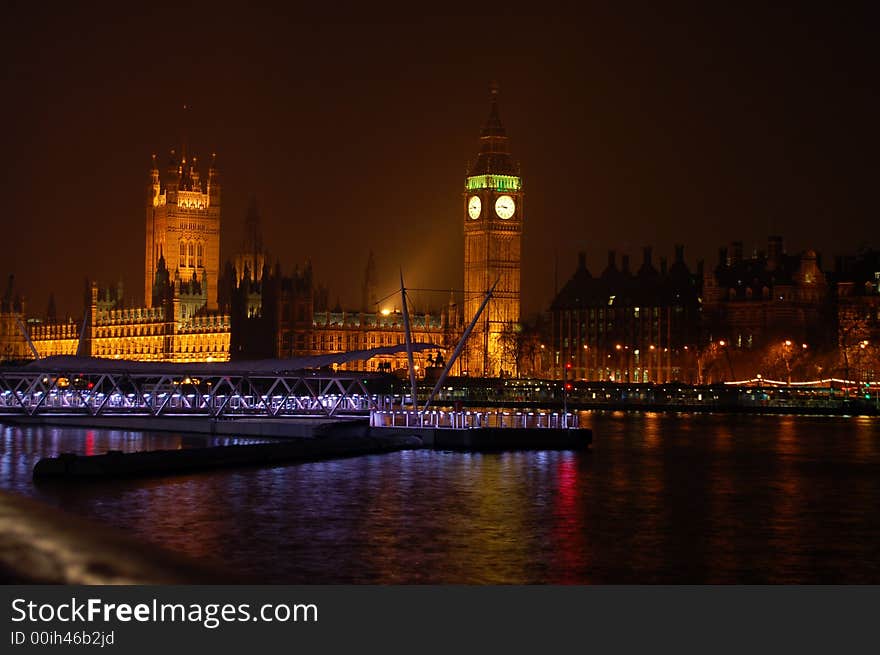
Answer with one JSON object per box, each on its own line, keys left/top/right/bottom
{"left": 422, "top": 278, "right": 498, "bottom": 414}
{"left": 399, "top": 270, "right": 418, "bottom": 410}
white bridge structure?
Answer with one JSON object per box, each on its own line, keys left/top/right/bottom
{"left": 0, "top": 354, "right": 580, "bottom": 430}
{"left": 0, "top": 353, "right": 417, "bottom": 419}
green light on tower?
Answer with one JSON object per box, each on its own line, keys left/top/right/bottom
{"left": 466, "top": 175, "right": 522, "bottom": 192}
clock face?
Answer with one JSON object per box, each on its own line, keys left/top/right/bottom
{"left": 467, "top": 195, "right": 481, "bottom": 219}
{"left": 495, "top": 195, "right": 515, "bottom": 219}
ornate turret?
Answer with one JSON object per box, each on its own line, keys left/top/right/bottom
{"left": 468, "top": 82, "right": 516, "bottom": 177}
{"left": 165, "top": 149, "right": 181, "bottom": 199}
{"left": 207, "top": 153, "right": 220, "bottom": 208}
{"left": 152, "top": 250, "right": 172, "bottom": 307}
{"left": 234, "top": 195, "right": 267, "bottom": 285}
{"left": 148, "top": 154, "right": 161, "bottom": 207}
{"left": 362, "top": 250, "right": 377, "bottom": 312}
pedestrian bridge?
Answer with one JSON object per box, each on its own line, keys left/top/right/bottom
{"left": 0, "top": 355, "right": 579, "bottom": 430}
{"left": 0, "top": 355, "right": 400, "bottom": 419}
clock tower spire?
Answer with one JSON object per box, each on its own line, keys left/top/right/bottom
{"left": 463, "top": 83, "right": 523, "bottom": 377}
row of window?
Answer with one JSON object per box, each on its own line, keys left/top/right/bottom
{"left": 312, "top": 333, "right": 405, "bottom": 351}
{"left": 558, "top": 307, "right": 665, "bottom": 321}
{"left": 93, "top": 340, "right": 226, "bottom": 356}
{"left": 96, "top": 326, "right": 163, "bottom": 338}
{"left": 179, "top": 240, "right": 205, "bottom": 269}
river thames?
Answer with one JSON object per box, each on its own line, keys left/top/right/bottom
{"left": 2, "top": 412, "right": 879, "bottom": 583}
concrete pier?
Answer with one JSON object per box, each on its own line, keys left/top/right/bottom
{"left": 32, "top": 433, "right": 423, "bottom": 481}
{"left": 3, "top": 413, "right": 370, "bottom": 438}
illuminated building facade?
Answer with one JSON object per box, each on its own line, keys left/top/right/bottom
{"left": 29, "top": 275, "right": 231, "bottom": 363}
{"left": 28, "top": 321, "right": 79, "bottom": 357}
{"left": 463, "top": 84, "right": 522, "bottom": 376}
{"left": 145, "top": 149, "right": 221, "bottom": 311}
{"left": 25, "top": 147, "right": 231, "bottom": 363}
{"left": 550, "top": 248, "right": 702, "bottom": 382}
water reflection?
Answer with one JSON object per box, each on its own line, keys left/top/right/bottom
{"left": 2, "top": 414, "right": 880, "bottom": 583}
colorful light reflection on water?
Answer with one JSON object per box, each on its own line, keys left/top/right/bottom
{"left": 2, "top": 413, "right": 880, "bottom": 583}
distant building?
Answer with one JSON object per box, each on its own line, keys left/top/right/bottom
{"left": 223, "top": 220, "right": 460, "bottom": 374}
{"left": 829, "top": 249, "right": 880, "bottom": 381}
{"left": 29, "top": 149, "right": 231, "bottom": 363}
{"left": 0, "top": 276, "right": 30, "bottom": 362}
{"left": 30, "top": 272, "right": 231, "bottom": 363}
{"left": 702, "top": 236, "right": 831, "bottom": 350}
{"left": 549, "top": 246, "right": 702, "bottom": 382}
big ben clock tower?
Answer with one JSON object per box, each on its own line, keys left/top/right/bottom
{"left": 463, "top": 83, "right": 522, "bottom": 377}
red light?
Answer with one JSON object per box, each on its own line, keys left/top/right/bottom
{"left": 565, "top": 362, "right": 572, "bottom": 370}
{"left": 564, "top": 383, "right": 573, "bottom": 391}
{"left": 87, "top": 382, "right": 94, "bottom": 389}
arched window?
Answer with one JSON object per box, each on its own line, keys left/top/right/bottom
{"left": 188, "top": 242, "right": 195, "bottom": 268}
{"left": 179, "top": 241, "right": 187, "bottom": 267}
{"left": 197, "top": 242, "right": 204, "bottom": 268}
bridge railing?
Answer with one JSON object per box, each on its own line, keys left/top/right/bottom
{"left": 0, "top": 369, "right": 387, "bottom": 419}
{"left": 370, "top": 409, "right": 579, "bottom": 429}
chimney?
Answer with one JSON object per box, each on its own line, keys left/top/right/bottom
{"left": 730, "top": 241, "right": 743, "bottom": 265}
{"left": 621, "top": 254, "right": 630, "bottom": 274}
{"left": 674, "top": 244, "right": 684, "bottom": 264}
{"left": 577, "top": 251, "right": 586, "bottom": 270}
{"left": 643, "top": 246, "right": 652, "bottom": 268}
{"left": 660, "top": 256, "right": 668, "bottom": 275}
{"left": 607, "top": 250, "right": 616, "bottom": 270}
{"left": 767, "top": 235, "right": 783, "bottom": 272}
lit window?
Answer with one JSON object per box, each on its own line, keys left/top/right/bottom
{"left": 188, "top": 242, "right": 195, "bottom": 268}
{"left": 179, "top": 241, "right": 186, "bottom": 266}
{"left": 197, "top": 242, "right": 204, "bottom": 268}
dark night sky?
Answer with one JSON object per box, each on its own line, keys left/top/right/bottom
{"left": 1, "top": 4, "right": 877, "bottom": 319}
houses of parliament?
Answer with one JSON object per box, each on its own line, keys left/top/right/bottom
{"left": 0, "top": 89, "right": 524, "bottom": 376}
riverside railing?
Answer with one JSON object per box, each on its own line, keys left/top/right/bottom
{"left": 370, "top": 409, "right": 579, "bottom": 429}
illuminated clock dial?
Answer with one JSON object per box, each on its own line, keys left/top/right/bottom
{"left": 495, "top": 195, "right": 515, "bottom": 219}
{"left": 468, "top": 195, "right": 481, "bottom": 219}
